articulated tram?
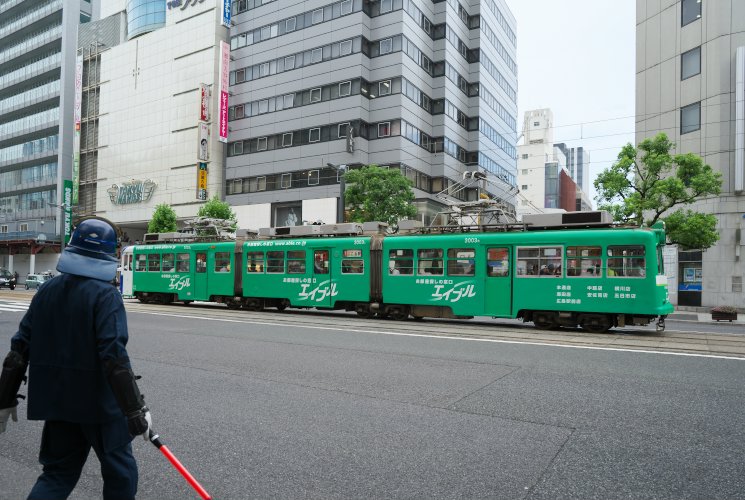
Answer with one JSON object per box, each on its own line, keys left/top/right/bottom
{"left": 120, "top": 214, "right": 673, "bottom": 333}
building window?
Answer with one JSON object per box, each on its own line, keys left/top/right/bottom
{"left": 284, "top": 94, "right": 295, "bottom": 108}
{"left": 682, "top": 0, "right": 701, "bottom": 26}
{"left": 259, "top": 99, "right": 269, "bottom": 114}
{"left": 380, "top": 0, "right": 392, "bottom": 13}
{"left": 681, "top": 102, "right": 701, "bottom": 134}
{"left": 285, "top": 55, "right": 295, "bottom": 70}
{"left": 340, "top": 39, "right": 353, "bottom": 55}
{"left": 339, "top": 81, "right": 351, "bottom": 97}
{"left": 522, "top": 169, "right": 528, "bottom": 174}
{"left": 521, "top": 153, "right": 528, "bottom": 159}
{"left": 309, "top": 128, "right": 321, "bottom": 142}
{"left": 521, "top": 185, "right": 528, "bottom": 190}
{"left": 281, "top": 173, "right": 292, "bottom": 188}
{"left": 681, "top": 46, "right": 701, "bottom": 80}
{"left": 259, "top": 63, "right": 269, "bottom": 77}
{"left": 311, "top": 48, "right": 322, "bottom": 63}
{"left": 338, "top": 122, "right": 350, "bottom": 139}
{"left": 308, "top": 169, "right": 320, "bottom": 185}
{"left": 255, "top": 176, "right": 266, "bottom": 191}
{"left": 310, "top": 88, "right": 321, "bottom": 102}
{"left": 0, "top": 225, "right": 7, "bottom": 233}
{"left": 379, "top": 80, "right": 391, "bottom": 96}
{"left": 233, "top": 141, "right": 243, "bottom": 155}
{"left": 312, "top": 8, "right": 323, "bottom": 24}
{"left": 282, "top": 133, "right": 293, "bottom": 147}
{"left": 286, "top": 17, "right": 296, "bottom": 32}
{"left": 378, "top": 122, "right": 391, "bottom": 137}
{"left": 257, "top": 137, "right": 268, "bottom": 151}
{"left": 235, "top": 105, "right": 245, "bottom": 119}
{"left": 340, "top": 0, "right": 352, "bottom": 15}
{"left": 380, "top": 38, "right": 392, "bottom": 54}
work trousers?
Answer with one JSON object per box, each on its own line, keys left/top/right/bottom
{"left": 28, "top": 421, "right": 137, "bottom": 500}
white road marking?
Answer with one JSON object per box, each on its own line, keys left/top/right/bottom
{"left": 131, "top": 310, "right": 745, "bottom": 362}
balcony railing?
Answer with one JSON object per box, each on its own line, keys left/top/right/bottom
{"left": 0, "top": 52, "right": 61, "bottom": 89}
{"left": 0, "top": 79, "right": 60, "bottom": 115}
{"left": 0, "top": 25, "right": 62, "bottom": 66}
{"left": 0, "top": 0, "right": 62, "bottom": 41}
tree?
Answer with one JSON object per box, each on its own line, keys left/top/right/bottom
{"left": 147, "top": 203, "right": 178, "bottom": 233}
{"left": 197, "top": 195, "right": 238, "bottom": 230}
{"left": 343, "top": 165, "right": 418, "bottom": 226}
{"left": 594, "top": 133, "right": 722, "bottom": 249}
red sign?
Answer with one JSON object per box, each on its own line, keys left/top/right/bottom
{"left": 199, "top": 84, "right": 210, "bottom": 122}
{"left": 218, "top": 41, "right": 229, "bottom": 143}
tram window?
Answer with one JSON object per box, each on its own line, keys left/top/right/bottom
{"left": 314, "top": 250, "right": 329, "bottom": 274}
{"left": 247, "top": 251, "right": 264, "bottom": 273}
{"left": 196, "top": 252, "right": 207, "bottom": 273}
{"left": 135, "top": 254, "right": 147, "bottom": 272}
{"left": 487, "top": 248, "right": 509, "bottom": 277}
{"left": 287, "top": 250, "right": 306, "bottom": 274}
{"left": 148, "top": 254, "right": 160, "bottom": 272}
{"left": 215, "top": 252, "right": 231, "bottom": 273}
{"left": 267, "top": 251, "right": 285, "bottom": 273}
{"left": 176, "top": 253, "right": 190, "bottom": 272}
{"left": 566, "top": 246, "right": 601, "bottom": 277}
{"left": 162, "top": 253, "right": 175, "bottom": 272}
{"left": 517, "top": 247, "right": 562, "bottom": 277}
{"left": 417, "top": 248, "right": 443, "bottom": 275}
{"left": 388, "top": 249, "right": 413, "bottom": 275}
{"left": 341, "top": 259, "right": 364, "bottom": 274}
{"left": 607, "top": 246, "right": 646, "bottom": 277}
{"left": 447, "top": 248, "right": 475, "bottom": 276}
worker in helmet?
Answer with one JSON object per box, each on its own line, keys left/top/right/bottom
{"left": 0, "top": 218, "right": 151, "bottom": 500}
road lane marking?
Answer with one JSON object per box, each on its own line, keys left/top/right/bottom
{"left": 130, "top": 310, "right": 745, "bottom": 361}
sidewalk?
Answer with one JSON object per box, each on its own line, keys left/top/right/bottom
{"left": 667, "top": 311, "right": 745, "bottom": 324}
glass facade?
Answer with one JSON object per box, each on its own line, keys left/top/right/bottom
{"left": 127, "top": 0, "right": 165, "bottom": 40}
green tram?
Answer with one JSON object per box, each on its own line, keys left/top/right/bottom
{"left": 120, "top": 219, "right": 674, "bottom": 333}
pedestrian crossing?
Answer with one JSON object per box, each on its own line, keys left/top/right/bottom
{"left": 0, "top": 301, "right": 29, "bottom": 314}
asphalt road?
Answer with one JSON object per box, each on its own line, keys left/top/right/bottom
{"left": 0, "top": 298, "right": 744, "bottom": 499}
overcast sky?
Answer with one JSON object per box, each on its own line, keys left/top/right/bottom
{"left": 504, "top": 0, "right": 636, "bottom": 203}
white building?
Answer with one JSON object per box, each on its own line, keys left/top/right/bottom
{"left": 516, "top": 109, "right": 590, "bottom": 219}
{"left": 78, "top": 0, "right": 231, "bottom": 242}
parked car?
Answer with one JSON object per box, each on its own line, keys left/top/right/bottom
{"left": 0, "top": 269, "right": 16, "bottom": 290}
{"left": 25, "top": 274, "right": 51, "bottom": 290}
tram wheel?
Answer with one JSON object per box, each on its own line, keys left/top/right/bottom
{"left": 533, "top": 311, "right": 558, "bottom": 330}
{"left": 276, "top": 300, "right": 288, "bottom": 311}
{"left": 355, "top": 305, "right": 374, "bottom": 318}
{"left": 579, "top": 314, "right": 612, "bottom": 334}
{"left": 227, "top": 301, "right": 241, "bottom": 310}
{"left": 387, "top": 306, "right": 409, "bottom": 321}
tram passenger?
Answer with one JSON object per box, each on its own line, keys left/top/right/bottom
{"left": 0, "top": 218, "right": 152, "bottom": 500}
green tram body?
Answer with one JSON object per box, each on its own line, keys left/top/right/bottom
{"left": 129, "top": 224, "right": 674, "bottom": 333}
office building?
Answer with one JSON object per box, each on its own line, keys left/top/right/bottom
{"left": 0, "top": 0, "right": 97, "bottom": 275}
{"left": 636, "top": 0, "right": 745, "bottom": 307}
{"left": 225, "top": 0, "right": 519, "bottom": 227}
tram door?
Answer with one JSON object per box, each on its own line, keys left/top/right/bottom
{"left": 484, "top": 246, "right": 512, "bottom": 317}
{"left": 312, "top": 249, "right": 333, "bottom": 308}
{"left": 193, "top": 251, "right": 209, "bottom": 301}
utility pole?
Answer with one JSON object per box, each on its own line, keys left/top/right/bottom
{"left": 327, "top": 163, "right": 348, "bottom": 223}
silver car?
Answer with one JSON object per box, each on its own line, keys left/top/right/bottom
{"left": 24, "top": 274, "right": 51, "bottom": 290}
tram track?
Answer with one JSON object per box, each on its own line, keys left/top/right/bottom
{"left": 122, "top": 299, "right": 745, "bottom": 359}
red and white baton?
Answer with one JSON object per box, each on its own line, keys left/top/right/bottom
{"left": 149, "top": 430, "right": 212, "bottom": 500}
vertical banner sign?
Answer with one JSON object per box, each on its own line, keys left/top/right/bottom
{"left": 198, "top": 122, "right": 210, "bottom": 161}
{"left": 199, "top": 83, "right": 211, "bottom": 122}
{"left": 218, "top": 41, "right": 229, "bottom": 143}
{"left": 63, "top": 180, "right": 73, "bottom": 245}
{"left": 220, "top": 0, "right": 231, "bottom": 27}
{"left": 197, "top": 163, "right": 208, "bottom": 200}
{"left": 72, "top": 52, "right": 83, "bottom": 205}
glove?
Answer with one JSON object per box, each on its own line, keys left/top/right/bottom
{"left": 126, "top": 406, "right": 152, "bottom": 440}
{"left": 0, "top": 405, "right": 18, "bottom": 434}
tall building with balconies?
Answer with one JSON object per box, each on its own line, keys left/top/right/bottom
{"left": 225, "top": 0, "right": 519, "bottom": 227}
{"left": 0, "top": 0, "right": 97, "bottom": 276}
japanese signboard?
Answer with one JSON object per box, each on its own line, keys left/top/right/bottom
{"left": 197, "top": 163, "right": 208, "bottom": 200}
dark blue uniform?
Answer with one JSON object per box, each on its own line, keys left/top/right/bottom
{"left": 12, "top": 273, "right": 137, "bottom": 500}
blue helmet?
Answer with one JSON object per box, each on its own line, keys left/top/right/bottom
{"left": 57, "top": 218, "right": 119, "bottom": 281}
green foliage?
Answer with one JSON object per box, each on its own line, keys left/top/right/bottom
{"left": 343, "top": 165, "right": 418, "bottom": 226}
{"left": 147, "top": 203, "right": 178, "bottom": 233}
{"left": 197, "top": 195, "right": 238, "bottom": 230}
{"left": 594, "top": 133, "right": 722, "bottom": 249}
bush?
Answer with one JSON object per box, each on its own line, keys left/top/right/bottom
{"left": 710, "top": 305, "right": 738, "bottom": 314}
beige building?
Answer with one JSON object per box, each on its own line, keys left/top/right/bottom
{"left": 636, "top": 0, "right": 745, "bottom": 307}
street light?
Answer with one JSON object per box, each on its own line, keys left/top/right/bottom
{"left": 327, "top": 163, "right": 348, "bottom": 223}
